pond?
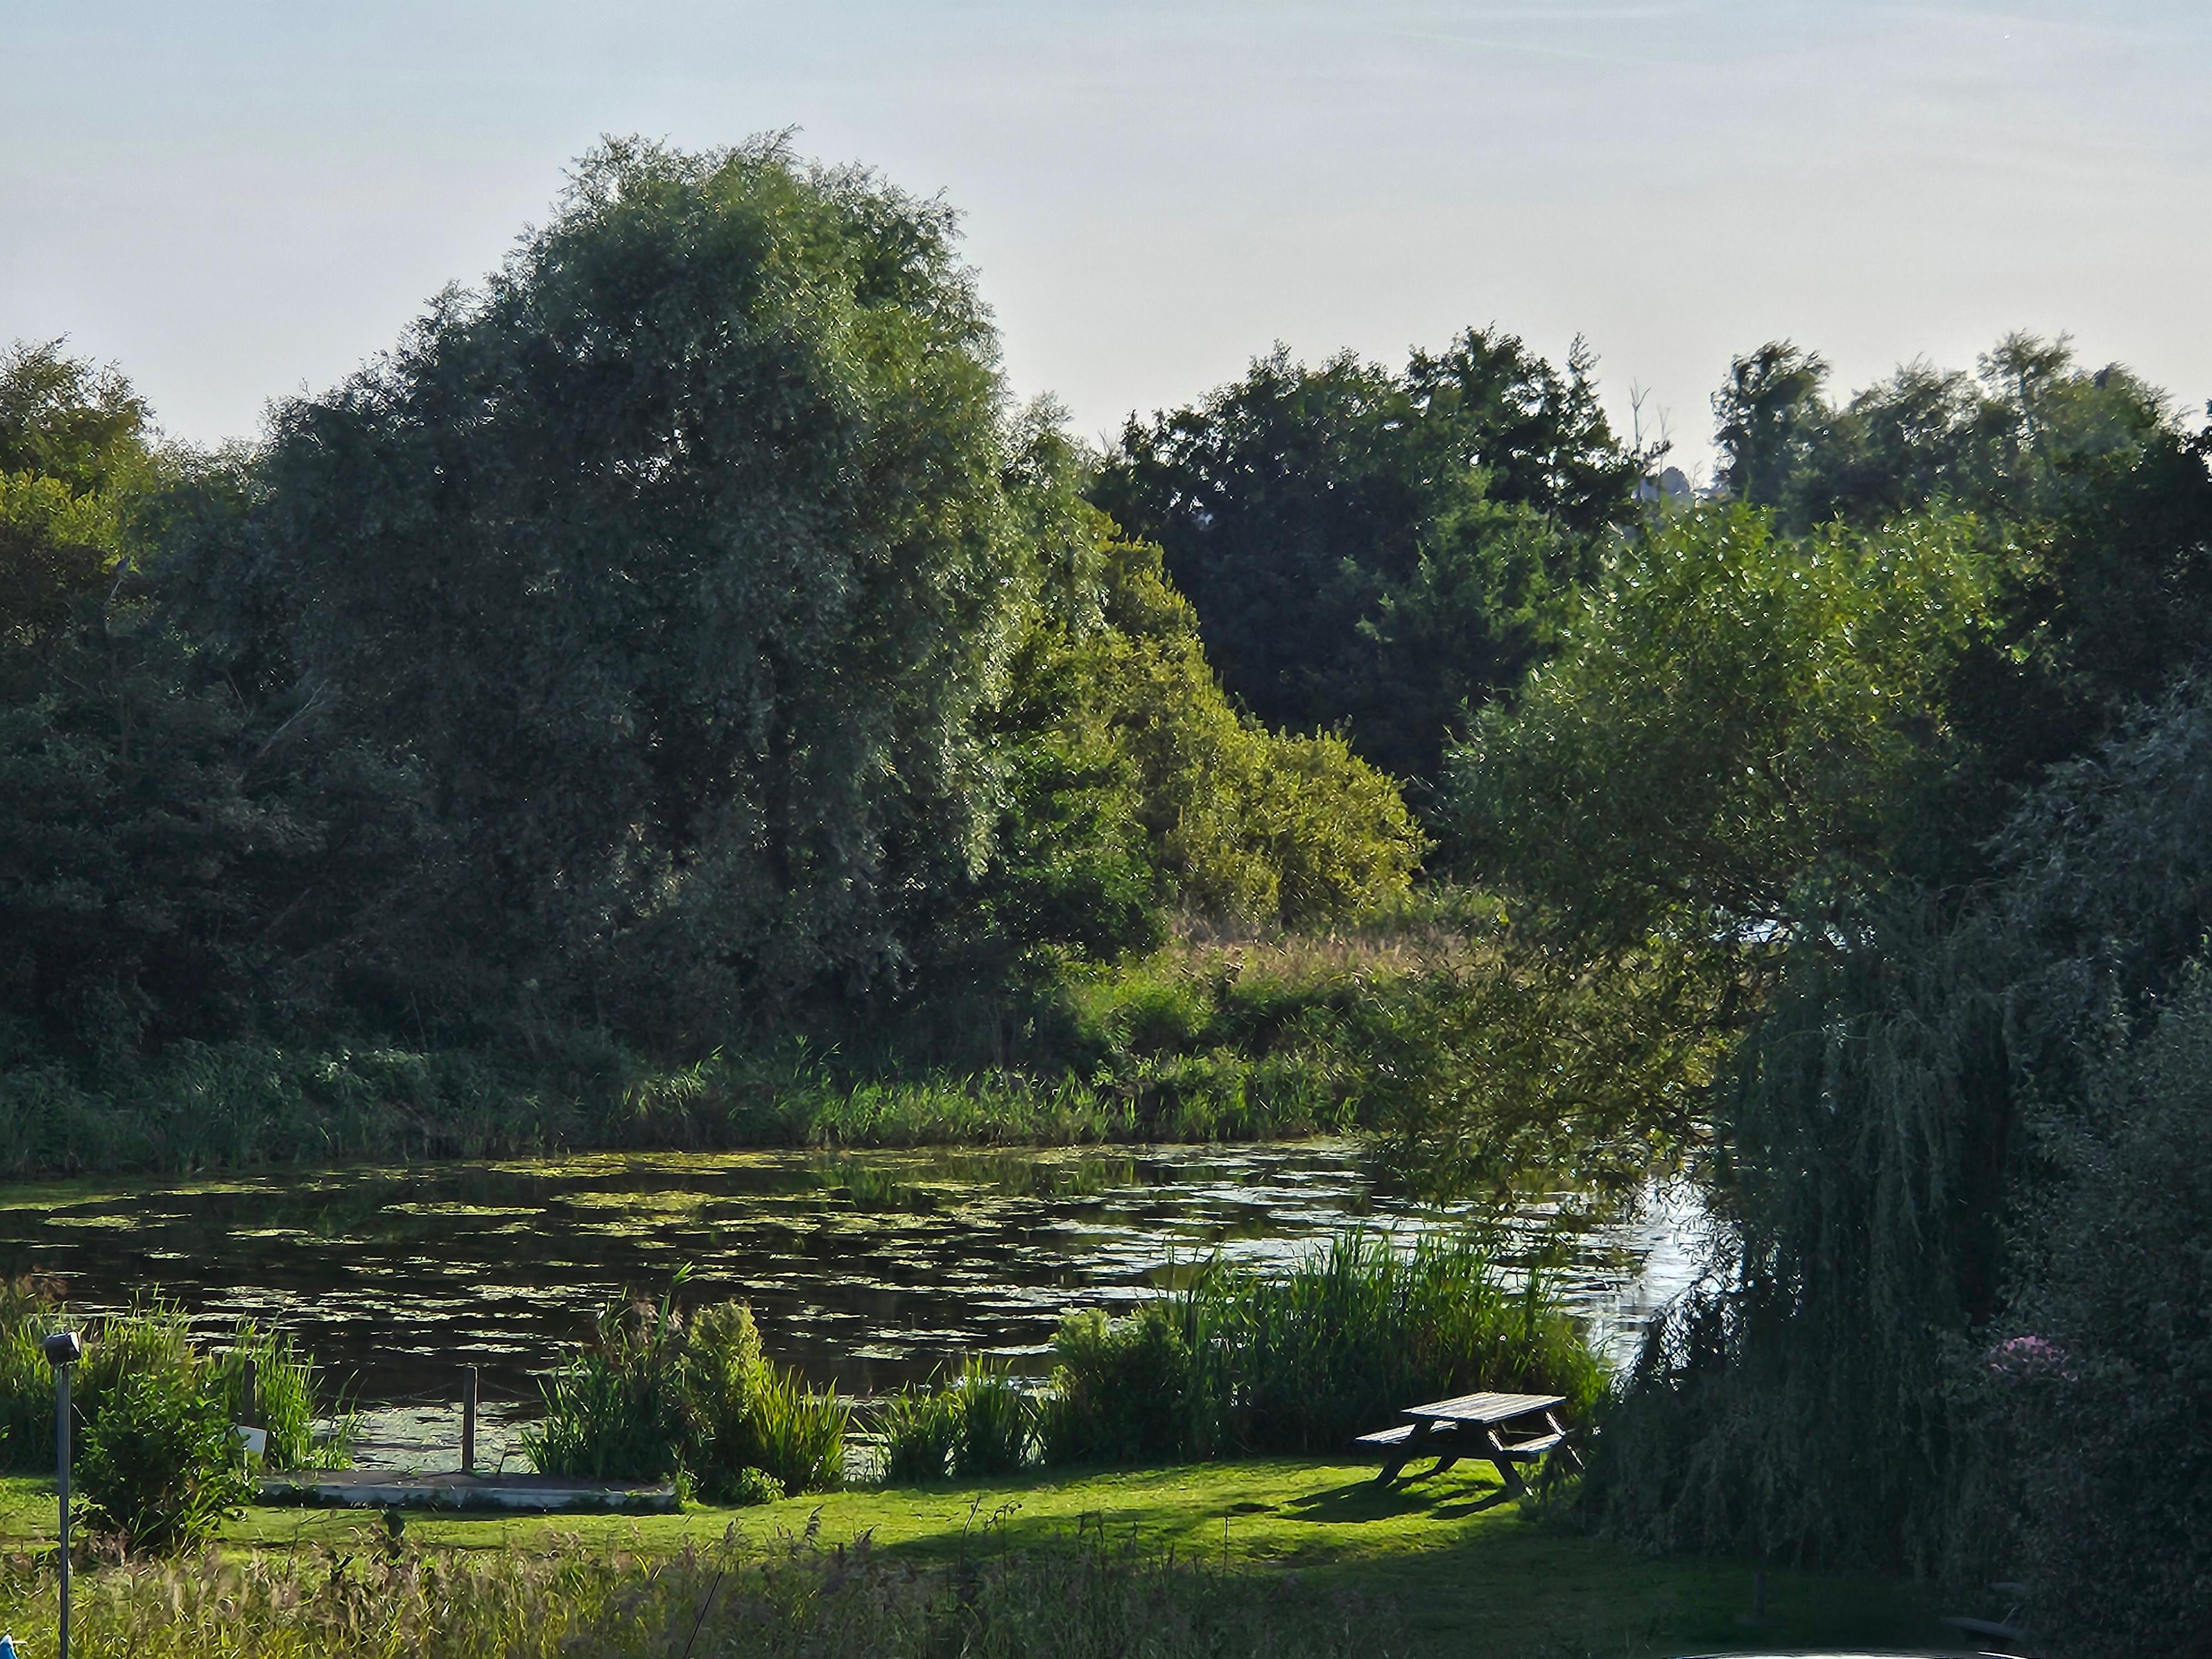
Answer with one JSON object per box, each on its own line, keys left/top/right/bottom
{"left": 0, "top": 1142, "right": 1710, "bottom": 1469}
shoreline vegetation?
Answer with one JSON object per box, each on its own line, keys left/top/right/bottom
{"left": 0, "top": 928, "right": 1487, "bottom": 1182}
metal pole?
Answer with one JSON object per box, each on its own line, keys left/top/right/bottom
{"left": 461, "top": 1366, "right": 477, "bottom": 1476}
{"left": 56, "top": 1361, "right": 70, "bottom": 1659}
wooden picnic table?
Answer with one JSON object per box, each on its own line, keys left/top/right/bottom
{"left": 1354, "top": 1391, "right": 1581, "bottom": 1491}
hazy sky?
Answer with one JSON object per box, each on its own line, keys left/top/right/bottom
{"left": 5, "top": 1, "right": 2206, "bottom": 472}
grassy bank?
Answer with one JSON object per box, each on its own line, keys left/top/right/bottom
{"left": 0, "top": 1461, "right": 1955, "bottom": 1657}
{"left": 0, "top": 932, "right": 1472, "bottom": 1179}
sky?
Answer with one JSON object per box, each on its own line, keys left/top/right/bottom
{"left": 4, "top": 1, "right": 2206, "bottom": 474}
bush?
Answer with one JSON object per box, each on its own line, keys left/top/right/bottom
{"left": 1040, "top": 1306, "right": 1208, "bottom": 1465}
{"left": 525, "top": 1282, "right": 846, "bottom": 1500}
{"left": 77, "top": 1348, "right": 253, "bottom": 1553}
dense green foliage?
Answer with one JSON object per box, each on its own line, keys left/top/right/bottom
{"left": 1094, "top": 332, "right": 1642, "bottom": 786}
{"left": 524, "top": 1282, "right": 846, "bottom": 1499}
{"left": 1714, "top": 334, "right": 2212, "bottom": 767}
{"left": 2000, "top": 964, "right": 2212, "bottom": 1657}
{"left": 8, "top": 124, "right": 2212, "bottom": 1644}
{"left": 0, "top": 1284, "right": 346, "bottom": 1481}
{"left": 0, "top": 141, "right": 1418, "bottom": 1136}
{"left": 1562, "top": 343, "right": 2212, "bottom": 1644}
{"left": 1446, "top": 506, "right": 1997, "bottom": 940}
{"left": 76, "top": 1345, "right": 255, "bottom": 1554}
{"left": 981, "top": 535, "right": 1422, "bottom": 950}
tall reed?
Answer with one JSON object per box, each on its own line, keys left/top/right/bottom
{"left": 525, "top": 1281, "right": 847, "bottom": 1500}
{"left": 0, "top": 1280, "right": 349, "bottom": 1474}
{"left": 875, "top": 1354, "right": 1036, "bottom": 1481}
{"left": 1043, "top": 1229, "right": 1600, "bottom": 1465}
{"left": 0, "top": 1531, "right": 1390, "bottom": 1659}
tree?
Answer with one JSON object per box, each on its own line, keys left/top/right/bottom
{"left": 227, "top": 137, "right": 1039, "bottom": 1042}
{"left": 1442, "top": 504, "right": 1999, "bottom": 943}
{"left": 1714, "top": 335, "right": 2212, "bottom": 765}
{"left": 1092, "top": 330, "right": 1642, "bottom": 787}
{"left": 976, "top": 526, "right": 1424, "bottom": 954}
{"left": 0, "top": 340, "right": 153, "bottom": 499}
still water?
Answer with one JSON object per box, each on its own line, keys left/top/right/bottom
{"left": 0, "top": 1142, "right": 1708, "bottom": 1468}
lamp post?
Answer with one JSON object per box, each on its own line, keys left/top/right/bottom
{"left": 43, "top": 1332, "right": 81, "bottom": 1659}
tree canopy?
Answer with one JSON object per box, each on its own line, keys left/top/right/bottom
{"left": 1092, "top": 331, "right": 1642, "bottom": 787}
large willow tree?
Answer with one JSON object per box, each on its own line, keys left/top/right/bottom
{"left": 236, "top": 138, "right": 1035, "bottom": 1038}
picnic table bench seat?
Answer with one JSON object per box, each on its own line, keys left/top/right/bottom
{"left": 1351, "top": 1422, "right": 1564, "bottom": 1460}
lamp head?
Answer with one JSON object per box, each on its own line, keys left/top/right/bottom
{"left": 42, "top": 1331, "right": 81, "bottom": 1368}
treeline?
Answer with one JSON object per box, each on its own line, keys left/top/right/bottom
{"left": 1, "top": 139, "right": 1426, "bottom": 1133}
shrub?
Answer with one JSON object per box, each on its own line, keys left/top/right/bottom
{"left": 76, "top": 1348, "right": 253, "bottom": 1553}
{"left": 0, "top": 1284, "right": 348, "bottom": 1490}
{"left": 525, "top": 1282, "right": 846, "bottom": 1500}
{"left": 1041, "top": 1305, "right": 1209, "bottom": 1465}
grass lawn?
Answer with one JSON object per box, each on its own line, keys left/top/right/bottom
{"left": 0, "top": 1460, "right": 1958, "bottom": 1657}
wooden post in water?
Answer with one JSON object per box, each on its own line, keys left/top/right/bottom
{"left": 461, "top": 1366, "right": 478, "bottom": 1475}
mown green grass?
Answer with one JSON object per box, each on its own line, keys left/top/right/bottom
{"left": 0, "top": 1460, "right": 1953, "bottom": 1657}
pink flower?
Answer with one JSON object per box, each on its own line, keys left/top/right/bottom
{"left": 1989, "top": 1334, "right": 2073, "bottom": 1380}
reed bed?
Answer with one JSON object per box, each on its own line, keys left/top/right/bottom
{"left": 525, "top": 1286, "right": 847, "bottom": 1501}
{"left": 0, "top": 1281, "right": 348, "bottom": 1475}
{"left": 0, "top": 930, "right": 1470, "bottom": 1180}
{"left": 875, "top": 1229, "right": 1601, "bottom": 1477}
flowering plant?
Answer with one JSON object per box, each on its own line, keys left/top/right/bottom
{"left": 1987, "top": 1334, "right": 2073, "bottom": 1381}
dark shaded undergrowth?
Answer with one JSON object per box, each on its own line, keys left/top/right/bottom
{"left": 0, "top": 933, "right": 1475, "bottom": 1179}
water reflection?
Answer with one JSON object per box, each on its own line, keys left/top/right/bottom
{"left": 0, "top": 1144, "right": 1709, "bottom": 1469}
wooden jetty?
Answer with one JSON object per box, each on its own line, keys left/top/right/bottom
{"left": 261, "top": 1471, "right": 677, "bottom": 1514}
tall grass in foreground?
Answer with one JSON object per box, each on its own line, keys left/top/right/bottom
{"left": 0, "top": 1535, "right": 1395, "bottom": 1659}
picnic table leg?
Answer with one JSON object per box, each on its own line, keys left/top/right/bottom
{"left": 1545, "top": 1409, "right": 1584, "bottom": 1475}
{"left": 1483, "top": 1428, "right": 1527, "bottom": 1498}
{"left": 1376, "top": 1419, "right": 1430, "bottom": 1486}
